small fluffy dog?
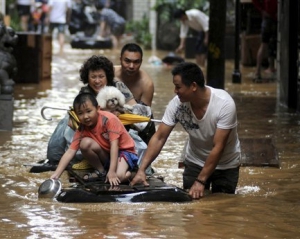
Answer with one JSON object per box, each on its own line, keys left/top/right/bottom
{"left": 96, "top": 86, "right": 132, "bottom": 113}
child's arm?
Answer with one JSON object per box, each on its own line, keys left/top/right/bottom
{"left": 50, "top": 148, "right": 77, "bottom": 180}
{"left": 106, "top": 139, "right": 120, "bottom": 185}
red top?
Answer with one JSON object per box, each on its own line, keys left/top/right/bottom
{"left": 252, "top": 0, "right": 278, "bottom": 21}
{"left": 70, "top": 110, "right": 136, "bottom": 154}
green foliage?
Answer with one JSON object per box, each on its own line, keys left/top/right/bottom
{"left": 5, "top": 0, "right": 22, "bottom": 31}
{"left": 153, "top": 0, "right": 209, "bottom": 23}
{"left": 124, "top": 0, "right": 210, "bottom": 50}
{"left": 10, "top": 16, "right": 22, "bottom": 31}
{"left": 125, "top": 16, "right": 152, "bottom": 50}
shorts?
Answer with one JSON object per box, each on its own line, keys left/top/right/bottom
{"left": 261, "top": 17, "right": 277, "bottom": 43}
{"left": 182, "top": 160, "right": 239, "bottom": 194}
{"left": 111, "top": 22, "right": 125, "bottom": 37}
{"left": 119, "top": 151, "right": 138, "bottom": 170}
{"left": 17, "top": 4, "right": 31, "bottom": 17}
{"left": 261, "top": 17, "right": 277, "bottom": 58}
{"left": 195, "top": 31, "right": 208, "bottom": 54}
{"left": 49, "top": 23, "right": 66, "bottom": 33}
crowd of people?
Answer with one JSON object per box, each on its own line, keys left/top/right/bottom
{"left": 14, "top": 0, "right": 126, "bottom": 55}
{"left": 8, "top": 0, "right": 284, "bottom": 202}
{"left": 11, "top": 3, "right": 244, "bottom": 200}
{"left": 45, "top": 41, "right": 241, "bottom": 200}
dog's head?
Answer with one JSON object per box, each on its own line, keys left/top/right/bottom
{"left": 96, "top": 86, "right": 125, "bottom": 112}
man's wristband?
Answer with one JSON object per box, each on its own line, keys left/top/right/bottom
{"left": 195, "top": 178, "right": 206, "bottom": 186}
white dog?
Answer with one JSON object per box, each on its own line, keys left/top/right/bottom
{"left": 96, "top": 86, "right": 132, "bottom": 113}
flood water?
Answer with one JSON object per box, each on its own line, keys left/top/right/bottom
{"left": 1, "top": 41, "right": 300, "bottom": 239}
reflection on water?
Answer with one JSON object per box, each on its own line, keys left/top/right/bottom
{"left": 1, "top": 42, "right": 300, "bottom": 238}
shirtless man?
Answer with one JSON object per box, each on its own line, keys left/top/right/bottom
{"left": 114, "top": 43, "right": 154, "bottom": 107}
{"left": 114, "top": 43, "right": 155, "bottom": 144}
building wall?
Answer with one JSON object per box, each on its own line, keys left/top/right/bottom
{"left": 149, "top": 0, "right": 157, "bottom": 49}
{"left": 132, "top": 0, "right": 151, "bottom": 20}
{"left": 0, "top": 0, "right": 5, "bottom": 15}
{"left": 132, "top": 0, "right": 157, "bottom": 50}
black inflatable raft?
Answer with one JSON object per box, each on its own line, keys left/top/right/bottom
{"left": 56, "top": 168, "right": 192, "bottom": 203}
{"left": 70, "top": 37, "right": 113, "bottom": 49}
{"left": 31, "top": 162, "right": 192, "bottom": 203}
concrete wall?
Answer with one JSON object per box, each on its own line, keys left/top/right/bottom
{"left": 0, "top": 0, "right": 5, "bottom": 15}
{"left": 132, "top": 0, "right": 157, "bottom": 50}
{"left": 132, "top": 0, "right": 151, "bottom": 20}
{"left": 149, "top": 0, "right": 157, "bottom": 50}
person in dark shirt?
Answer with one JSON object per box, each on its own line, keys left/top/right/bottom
{"left": 252, "top": 0, "right": 278, "bottom": 83}
{"left": 95, "top": 1, "right": 126, "bottom": 48}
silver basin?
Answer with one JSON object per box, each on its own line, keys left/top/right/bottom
{"left": 38, "top": 179, "right": 62, "bottom": 199}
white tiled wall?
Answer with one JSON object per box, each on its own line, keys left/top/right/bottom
{"left": 132, "top": 0, "right": 150, "bottom": 20}
{"left": 132, "top": 0, "right": 157, "bottom": 49}
{"left": 0, "top": 0, "right": 5, "bottom": 15}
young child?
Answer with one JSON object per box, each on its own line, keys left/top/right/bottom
{"left": 50, "top": 93, "right": 138, "bottom": 186}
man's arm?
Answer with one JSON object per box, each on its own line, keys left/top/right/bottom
{"left": 141, "top": 70, "right": 154, "bottom": 107}
{"left": 176, "top": 21, "right": 188, "bottom": 53}
{"left": 175, "top": 37, "right": 186, "bottom": 53}
{"left": 189, "top": 128, "right": 231, "bottom": 199}
{"left": 130, "top": 123, "right": 174, "bottom": 186}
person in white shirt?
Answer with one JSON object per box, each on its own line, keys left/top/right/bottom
{"left": 174, "top": 9, "right": 209, "bottom": 68}
{"left": 130, "top": 62, "right": 241, "bottom": 200}
{"left": 47, "top": 0, "right": 72, "bottom": 55}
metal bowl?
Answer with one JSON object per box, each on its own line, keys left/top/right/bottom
{"left": 38, "top": 179, "right": 62, "bottom": 199}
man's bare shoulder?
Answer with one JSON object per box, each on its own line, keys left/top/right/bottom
{"left": 140, "top": 68, "right": 153, "bottom": 84}
{"left": 114, "top": 65, "right": 122, "bottom": 80}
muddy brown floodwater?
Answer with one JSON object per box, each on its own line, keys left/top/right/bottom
{"left": 0, "top": 41, "right": 300, "bottom": 238}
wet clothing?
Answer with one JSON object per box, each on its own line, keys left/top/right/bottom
{"left": 162, "top": 86, "right": 241, "bottom": 190}
{"left": 47, "top": 80, "right": 136, "bottom": 165}
{"left": 119, "top": 151, "right": 139, "bottom": 170}
{"left": 70, "top": 110, "right": 135, "bottom": 154}
{"left": 17, "top": 0, "right": 32, "bottom": 16}
{"left": 49, "top": 23, "right": 66, "bottom": 33}
{"left": 252, "top": 0, "right": 278, "bottom": 58}
{"left": 261, "top": 17, "right": 277, "bottom": 58}
{"left": 179, "top": 9, "right": 209, "bottom": 39}
{"left": 179, "top": 9, "right": 209, "bottom": 56}
{"left": 70, "top": 110, "right": 138, "bottom": 170}
{"left": 98, "top": 8, "right": 125, "bottom": 36}
{"left": 252, "top": 0, "right": 277, "bottom": 21}
{"left": 162, "top": 86, "right": 240, "bottom": 169}
{"left": 128, "top": 100, "right": 156, "bottom": 145}
{"left": 195, "top": 31, "right": 207, "bottom": 54}
{"left": 48, "top": 0, "right": 71, "bottom": 24}
{"left": 183, "top": 160, "right": 239, "bottom": 193}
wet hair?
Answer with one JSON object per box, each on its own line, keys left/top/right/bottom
{"left": 79, "top": 55, "right": 114, "bottom": 86}
{"left": 120, "top": 43, "right": 143, "bottom": 58}
{"left": 73, "top": 93, "right": 98, "bottom": 113}
{"left": 173, "top": 9, "right": 186, "bottom": 19}
{"left": 94, "top": 0, "right": 104, "bottom": 10}
{"left": 171, "top": 62, "right": 205, "bottom": 88}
